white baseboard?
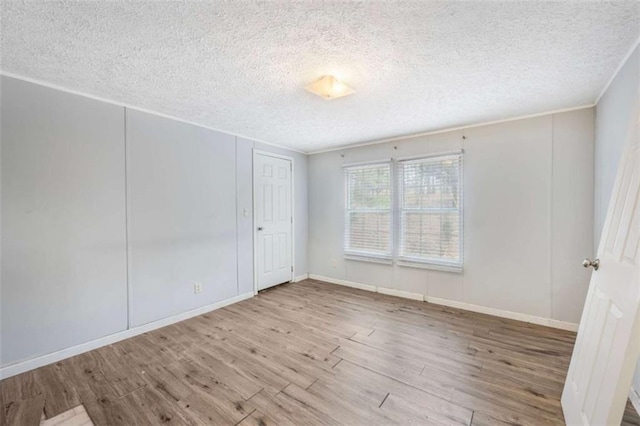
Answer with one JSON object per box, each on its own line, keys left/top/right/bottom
{"left": 0, "top": 291, "right": 254, "bottom": 380}
{"left": 308, "top": 274, "right": 578, "bottom": 332}
{"left": 630, "top": 386, "right": 640, "bottom": 417}
{"left": 377, "top": 286, "right": 424, "bottom": 301}
{"left": 309, "top": 274, "right": 377, "bottom": 292}
{"left": 426, "top": 296, "right": 578, "bottom": 332}
{"left": 293, "top": 273, "right": 309, "bottom": 283}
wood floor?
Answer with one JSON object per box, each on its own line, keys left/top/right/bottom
{"left": 2, "top": 279, "right": 639, "bottom": 426}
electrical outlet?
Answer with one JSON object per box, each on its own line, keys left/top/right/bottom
{"left": 332, "top": 259, "right": 337, "bottom": 269}
{"left": 243, "top": 208, "right": 249, "bottom": 217}
{"left": 194, "top": 282, "right": 203, "bottom": 294}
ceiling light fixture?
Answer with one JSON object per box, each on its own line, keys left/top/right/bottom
{"left": 305, "top": 75, "right": 355, "bottom": 100}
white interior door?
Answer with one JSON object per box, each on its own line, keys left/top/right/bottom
{"left": 254, "top": 152, "right": 293, "bottom": 291}
{"left": 561, "top": 113, "right": 640, "bottom": 425}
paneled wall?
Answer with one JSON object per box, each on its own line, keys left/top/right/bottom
{"left": 0, "top": 75, "right": 308, "bottom": 370}
{"left": 126, "top": 110, "right": 239, "bottom": 327}
{"left": 1, "top": 77, "right": 129, "bottom": 365}
{"left": 309, "top": 108, "right": 595, "bottom": 325}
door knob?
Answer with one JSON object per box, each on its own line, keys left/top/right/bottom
{"left": 257, "top": 227, "right": 264, "bottom": 231}
{"left": 582, "top": 258, "right": 599, "bottom": 271}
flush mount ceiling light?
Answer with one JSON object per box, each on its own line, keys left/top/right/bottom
{"left": 305, "top": 75, "right": 355, "bottom": 100}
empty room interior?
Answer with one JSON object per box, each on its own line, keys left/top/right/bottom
{"left": 1, "top": 2, "right": 640, "bottom": 425}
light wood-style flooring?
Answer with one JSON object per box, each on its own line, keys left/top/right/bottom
{"left": 40, "top": 404, "right": 93, "bottom": 426}
{"left": 2, "top": 279, "right": 639, "bottom": 425}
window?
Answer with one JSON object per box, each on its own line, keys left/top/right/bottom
{"left": 343, "top": 152, "right": 463, "bottom": 271}
{"left": 398, "top": 154, "right": 463, "bottom": 270}
{"left": 344, "top": 162, "right": 392, "bottom": 259}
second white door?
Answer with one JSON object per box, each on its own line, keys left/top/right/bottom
{"left": 254, "top": 152, "right": 293, "bottom": 291}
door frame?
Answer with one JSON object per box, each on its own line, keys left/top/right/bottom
{"left": 252, "top": 149, "right": 295, "bottom": 295}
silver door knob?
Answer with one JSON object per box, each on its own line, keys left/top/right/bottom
{"left": 582, "top": 258, "right": 599, "bottom": 271}
{"left": 257, "top": 227, "right": 263, "bottom": 231}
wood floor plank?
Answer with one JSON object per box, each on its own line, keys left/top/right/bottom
{"left": 228, "top": 300, "right": 342, "bottom": 349}
{"left": 163, "top": 359, "right": 256, "bottom": 424}
{"left": 623, "top": 400, "right": 640, "bottom": 426}
{"left": 254, "top": 293, "right": 373, "bottom": 338}
{"left": 0, "top": 390, "right": 5, "bottom": 426}
{"left": 478, "top": 351, "right": 567, "bottom": 388}
{"left": 332, "top": 359, "right": 469, "bottom": 422}
{"left": 3, "top": 395, "right": 44, "bottom": 426}
{"left": 280, "top": 381, "right": 391, "bottom": 425}
{"left": 140, "top": 362, "right": 196, "bottom": 404}
{"left": 116, "top": 334, "right": 181, "bottom": 370}
{"left": 201, "top": 340, "right": 291, "bottom": 395}
{"left": 33, "top": 363, "right": 80, "bottom": 419}
{"left": 174, "top": 391, "right": 254, "bottom": 426}
{"left": 93, "top": 345, "right": 147, "bottom": 397}
{"left": 470, "top": 411, "right": 516, "bottom": 426}
{"left": 204, "top": 331, "right": 320, "bottom": 390}
{"left": 451, "top": 387, "right": 565, "bottom": 426}
{"left": 327, "top": 359, "right": 472, "bottom": 425}
{"left": 1, "top": 279, "right": 639, "bottom": 426}
{"left": 58, "top": 355, "right": 140, "bottom": 426}
{"left": 215, "top": 306, "right": 342, "bottom": 374}
{"left": 144, "top": 324, "right": 201, "bottom": 355}
{"left": 332, "top": 339, "right": 455, "bottom": 399}
{"left": 474, "top": 358, "right": 565, "bottom": 397}
{"left": 334, "top": 338, "right": 425, "bottom": 376}
{"left": 120, "top": 386, "right": 189, "bottom": 425}
{"left": 1, "top": 371, "right": 43, "bottom": 403}
{"left": 248, "top": 389, "right": 338, "bottom": 426}
{"left": 380, "top": 392, "right": 470, "bottom": 425}
{"left": 181, "top": 346, "right": 263, "bottom": 400}
{"left": 469, "top": 337, "right": 570, "bottom": 372}
{"left": 224, "top": 302, "right": 341, "bottom": 354}
{"left": 236, "top": 409, "right": 282, "bottom": 426}
{"left": 350, "top": 329, "right": 481, "bottom": 375}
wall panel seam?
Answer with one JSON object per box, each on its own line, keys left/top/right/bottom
{"left": 550, "top": 113, "right": 554, "bottom": 320}
{"left": 235, "top": 137, "right": 240, "bottom": 296}
{"left": 124, "top": 106, "right": 132, "bottom": 330}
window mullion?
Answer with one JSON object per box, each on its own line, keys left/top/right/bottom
{"left": 392, "top": 160, "right": 401, "bottom": 261}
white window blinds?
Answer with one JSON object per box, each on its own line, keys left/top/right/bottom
{"left": 344, "top": 163, "right": 392, "bottom": 258}
{"left": 398, "top": 153, "right": 463, "bottom": 269}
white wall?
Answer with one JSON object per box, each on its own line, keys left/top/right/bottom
{"left": 1, "top": 77, "right": 129, "bottom": 365}
{"left": 594, "top": 43, "right": 640, "bottom": 399}
{"left": 126, "top": 109, "right": 239, "bottom": 327}
{"left": 0, "top": 75, "right": 308, "bottom": 371}
{"left": 309, "top": 108, "right": 594, "bottom": 326}
{"left": 595, "top": 45, "right": 639, "bottom": 249}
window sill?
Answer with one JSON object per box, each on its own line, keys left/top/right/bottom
{"left": 343, "top": 254, "right": 462, "bottom": 272}
{"left": 396, "top": 259, "right": 463, "bottom": 273}
{"left": 344, "top": 254, "right": 394, "bottom": 265}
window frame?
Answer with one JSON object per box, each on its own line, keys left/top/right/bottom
{"left": 343, "top": 161, "right": 393, "bottom": 261}
{"left": 397, "top": 152, "right": 464, "bottom": 272}
{"left": 342, "top": 152, "right": 464, "bottom": 273}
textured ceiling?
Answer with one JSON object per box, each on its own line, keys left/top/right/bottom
{"left": 1, "top": 1, "right": 639, "bottom": 153}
